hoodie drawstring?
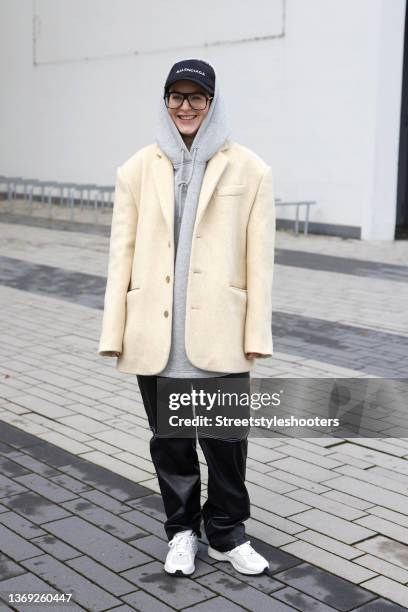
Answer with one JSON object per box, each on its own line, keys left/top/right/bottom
{"left": 177, "top": 146, "right": 198, "bottom": 219}
{"left": 177, "top": 148, "right": 186, "bottom": 218}
{"left": 187, "top": 146, "right": 198, "bottom": 185}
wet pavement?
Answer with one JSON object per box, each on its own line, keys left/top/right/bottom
{"left": 0, "top": 420, "right": 403, "bottom": 612}
{"left": 1, "top": 202, "right": 408, "bottom": 609}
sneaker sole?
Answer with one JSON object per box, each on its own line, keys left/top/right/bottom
{"left": 207, "top": 545, "right": 269, "bottom": 575}
{"left": 164, "top": 559, "right": 196, "bottom": 577}
{"left": 164, "top": 567, "right": 195, "bottom": 577}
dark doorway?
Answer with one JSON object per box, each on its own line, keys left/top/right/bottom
{"left": 396, "top": 1, "right": 408, "bottom": 239}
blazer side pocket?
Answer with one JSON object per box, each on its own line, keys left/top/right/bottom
{"left": 229, "top": 284, "right": 247, "bottom": 293}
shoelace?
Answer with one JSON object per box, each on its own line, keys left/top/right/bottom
{"left": 232, "top": 541, "right": 257, "bottom": 557}
{"left": 168, "top": 531, "right": 195, "bottom": 556}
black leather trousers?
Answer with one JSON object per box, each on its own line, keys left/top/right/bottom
{"left": 136, "top": 372, "right": 251, "bottom": 552}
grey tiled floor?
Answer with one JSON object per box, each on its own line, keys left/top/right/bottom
{"left": 0, "top": 421, "right": 403, "bottom": 612}
{"left": 1, "top": 202, "right": 408, "bottom": 609}
{"left": 1, "top": 254, "right": 407, "bottom": 375}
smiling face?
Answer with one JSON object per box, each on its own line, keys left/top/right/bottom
{"left": 166, "top": 80, "right": 212, "bottom": 148}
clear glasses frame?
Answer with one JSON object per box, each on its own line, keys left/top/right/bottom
{"left": 164, "top": 91, "right": 214, "bottom": 111}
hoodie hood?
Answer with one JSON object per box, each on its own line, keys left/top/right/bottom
{"left": 154, "top": 77, "right": 231, "bottom": 213}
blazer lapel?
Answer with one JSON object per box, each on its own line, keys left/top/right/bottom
{"left": 193, "top": 150, "right": 229, "bottom": 234}
{"left": 153, "top": 143, "right": 229, "bottom": 237}
{"left": 152, "top": 153, "right": 175, "bottom": 236}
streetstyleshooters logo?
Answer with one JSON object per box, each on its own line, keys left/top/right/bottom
{"left": 176, "top": 68, "right": 206, "bottom": 76}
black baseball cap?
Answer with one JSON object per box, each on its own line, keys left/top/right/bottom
{"left": 164, "top": 59, "right": 215, "bottom": 95}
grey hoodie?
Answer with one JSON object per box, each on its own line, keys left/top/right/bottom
{"left": 154, "top": 77, "right": 236, "bottom": 378}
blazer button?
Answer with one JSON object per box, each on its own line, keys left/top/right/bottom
{"left": 164, "top": 310, "right": 169, "bottom": 318}
{"left": 165, "top": 275, "right": 171, "bottom": 283}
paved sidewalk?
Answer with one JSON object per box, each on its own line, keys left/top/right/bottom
{"left": 1, "top": 201, "right": 408, "bottom": 609}
{"left": 0, "top": 420, "right": 402, "bottom": 612}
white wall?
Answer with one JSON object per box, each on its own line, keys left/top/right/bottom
{"left": 363, "top": 0, "right": 406, "bottom": 239}
{"left": 0, "top": 0, "right": 405, "bottom": 239}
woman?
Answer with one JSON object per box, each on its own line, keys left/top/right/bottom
{"left": 98, "top": 58, "right": 275, "bottom": 576}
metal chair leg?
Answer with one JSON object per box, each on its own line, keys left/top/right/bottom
{"left": 305, "top": 203, "right": 310, "bottom": 236}
{"left": 29, "top": 185, "right": 33, "bottom": 215}
{"left": 47, "top": 191, "right": 53, "bottom": 219}
{"left": 70, "top": 188, "right": 75, "bottom": 221}
{"left": 7, "top": 182, "right": 13, "bottom": 212}
{"left": 94, "top": 193, "right": 99, "bottom": 223}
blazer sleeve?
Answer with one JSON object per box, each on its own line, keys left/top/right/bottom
{"left": 244, "top": 165, "right": 276, "bottom": 357}
{"left": 98, "top": 166, "right": 138, "bottom": 355}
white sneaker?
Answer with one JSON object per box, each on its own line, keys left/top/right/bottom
{"left": 208, "top": 540, "right": 269, "bottom": 575}
{"left": 164, "top": 529, "right": 198, "bottom": 576}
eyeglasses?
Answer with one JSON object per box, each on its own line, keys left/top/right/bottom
{"left": 164, "top": 91, "right": 213, "bottom": 111}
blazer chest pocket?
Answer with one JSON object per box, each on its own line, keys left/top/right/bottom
{"left": 215, "top": 184, "right": 245, "bottom": 197}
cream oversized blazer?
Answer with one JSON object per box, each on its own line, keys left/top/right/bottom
{"left": 98, "top": 138, "right": 276, "bottom": 375}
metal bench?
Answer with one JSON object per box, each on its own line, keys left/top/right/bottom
{"left": 0, "top": 176, "right": 23, "bottom": 210}
{"left": 38, "top": 180, "right": 62, "bottom": 218}
{"left": 95, "top": 185, "right": 115, "bottom": 212}
{"left": 77, "top": 184, "right": 114, "bottom": 222}
{"left": 0, "top": 176, "right": 115, "bottom": 222}
{"left": 2, "top": 177, "right": 317, "bottom": 235}
{"left": 275, "top": 199, "right": 316, "bottom": 235}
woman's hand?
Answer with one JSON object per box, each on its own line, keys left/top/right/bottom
{"left": 246, "top": 352, "right": 263, "bottom": 359}
{"left": 100, "top": 351, "right": 121, "bottom": 357}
